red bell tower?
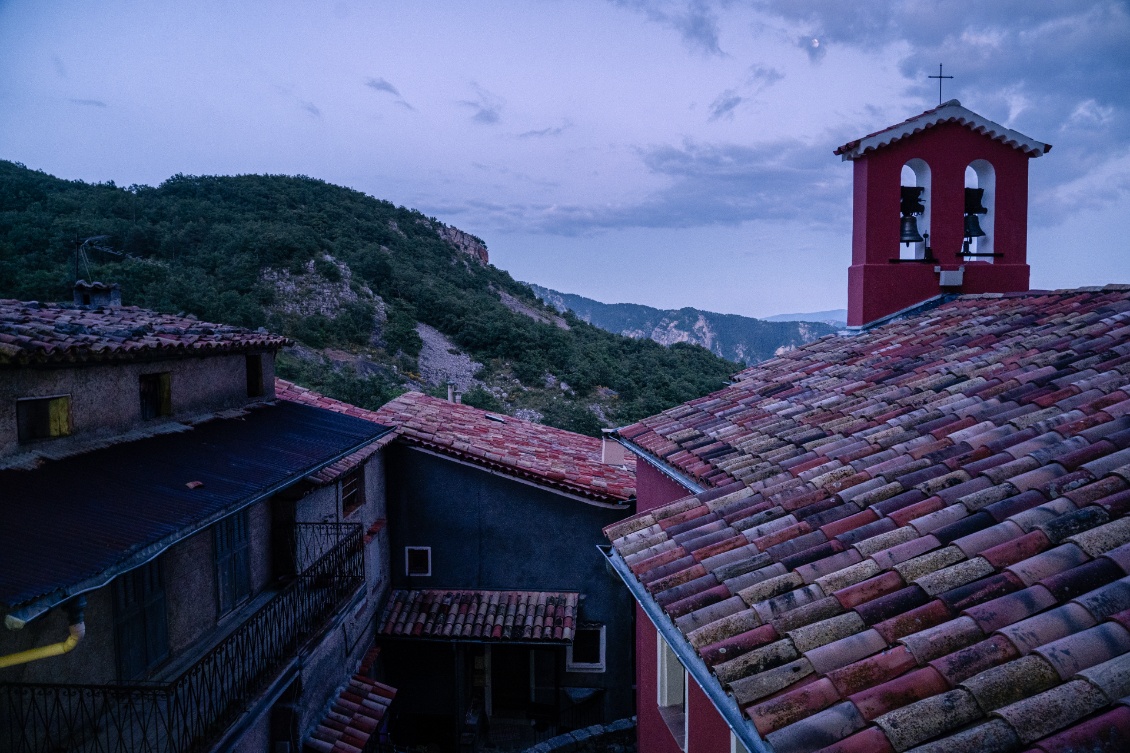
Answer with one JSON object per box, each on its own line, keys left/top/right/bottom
{"left": 836, "top": 100, "right": 1051, "bottom": 327}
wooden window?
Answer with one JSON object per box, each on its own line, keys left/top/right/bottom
{"left": 139, "top": 372, "right": 171, "bottom": 420}
{"left": 215, "top": 510, "right": 252, "bottom": 615}
{"left": 16, "top": 395, "right": 71, "bottom": 442}
{"left": 657, "top": 635, "right": 687, "bottom": 750}
{"left": 246, "top": 354, "right": 264, "bottom": 397}
{"left": 405, "top": 546, "right": 431, "bottom": 577}
{"left": 341, "top": 468, "right": 365, "bottom": 516}
{"left": 113, "top": 559, "right": 169, "bottom": 680}
{"left": 566, "top": 622, "right": 606, "bottom": 672}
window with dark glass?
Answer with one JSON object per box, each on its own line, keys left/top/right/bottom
{"left": 17, "top": 395, "right": 72, "bottom": 442}
{"left": 566, "top": 622, "right": 606, "bottom": 672}
{"left": 405, "top": 547, "right": 432, "bottom": 577}
{"left": 341, "top": 468, "right": 365, "bottom": 516}
{"left": 215, "top": 510, "right": 252, "bottom": 615}
{"left": 139, "top": 372, "right": 171, "bottom": 420}
{"left": 114, "top": 559, "right": 169, "bottom": 680}
{"left": 246, "top": 354, "right": 264, "bottom": 397}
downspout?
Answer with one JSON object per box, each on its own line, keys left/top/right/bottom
{"left": 600, "top": 546, "right": 771, "bottom": 753}
{"left": 0, "top": 597, "right": 86, "bottom": 670}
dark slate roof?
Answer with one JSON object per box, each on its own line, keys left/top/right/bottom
{"left": 377, "top": 589, "right": 579, "bottom": 642}
{"left": 607, "top": 286, "right": 1130, "bottom": 753}
{"left": 277, "top": 380, "right": 636, "bottom": 504}
{"left": 833, "top": 99, "right": 1052, "bottom": 160}
{"left": 0, "top": 299, "right": 289, "bottom": 366}
{"left": 0, "top": 401, "right": 392, "bottom": 612}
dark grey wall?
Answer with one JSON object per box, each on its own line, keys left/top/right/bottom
{"left": 385, "top": 445, "right": 635, "bottom": 719}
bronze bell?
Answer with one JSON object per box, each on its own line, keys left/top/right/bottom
{"left": 900, "top": 215, "right": 924, "bottom": 245}
{"left": 964, "top": 213, "right": 986, "bottom": 239}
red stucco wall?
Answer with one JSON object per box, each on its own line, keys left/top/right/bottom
{"left": 636, "top": 607, "right": 736, "bottom": 753}
{"left": 636, "top": 460, "right": 695, "bottom": 513}
{"left": 848, "top": 121, "right": 1033, "bottom": 326}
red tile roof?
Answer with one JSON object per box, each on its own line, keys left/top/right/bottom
{"left": 607, "top": 286, "right": 1130, "bottom": 753}
{"left": 377, "top": 589, "right": 579, "bottom": 642}
{"left": 276, "top": 381, "right": 636, "bottom": 504}
{"left": 0, "top": 299, "right": 288, "bottom": 365}
{"left": 303, "top": 650, "right": 396, "bottom": 753}
{"left": 834, "top": 99, "right": 1052, "bottom": 160}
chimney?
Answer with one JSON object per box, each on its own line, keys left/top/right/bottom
{"left": 73, "top": 280, "right": 121, "bottom": 309}
{"left": 601, "top": 429, "right": 625, "bottom": 465}
{"left": 447, "top": 382, "right": 455, "bottom": 403}
{"left": 835, "top": 100, "right": 1050, "bottom": 327}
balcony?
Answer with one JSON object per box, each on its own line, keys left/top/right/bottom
{"left": 0, "top": 522, "right": 364, "bottom": 753}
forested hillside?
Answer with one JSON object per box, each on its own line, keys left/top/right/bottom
{"left": 527, "top": 284, "right": 838, "bottom": 363}
{"left": 0, "top": 160, "right": 738, "bottom": 434}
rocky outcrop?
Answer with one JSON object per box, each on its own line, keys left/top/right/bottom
{"left": 436, "top": 224, "right": 489, "bottom": 264}
{"left": 527, "top": 284, "right": 838, "bottom": 365}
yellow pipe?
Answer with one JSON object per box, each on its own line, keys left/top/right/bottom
{"left": 0, "top": 623, "right": 85, "bottom": 669}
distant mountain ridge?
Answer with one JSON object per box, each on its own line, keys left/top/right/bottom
{"left": 526, "top": 284, "right": 838, "bottom": 364}
{"left": 764, "top": 309, "right": 847, "bottom": 326}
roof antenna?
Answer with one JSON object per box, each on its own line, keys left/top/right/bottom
{"left": 928, "top": 64, "right": 954, "bottom": 105}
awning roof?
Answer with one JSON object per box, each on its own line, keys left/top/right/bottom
{"left": 0, "top": 401, "right": 392, "bottom": 615}
{"left": 377, "top": 589, "right": 579, "bottom": 643}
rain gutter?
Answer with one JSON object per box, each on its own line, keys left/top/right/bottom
{"left": 601, "top": 545, "right": 770, "bottom": 753}
{"left": 613, "top": 436, "right": 705, "bottom": 495}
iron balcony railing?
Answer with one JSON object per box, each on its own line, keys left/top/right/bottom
{"left": 0, "top": 522, "right": 364, "bottom": 753}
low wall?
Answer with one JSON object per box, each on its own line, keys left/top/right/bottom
{"left": 522, "top": 717, "right": 636, "bottom": 753}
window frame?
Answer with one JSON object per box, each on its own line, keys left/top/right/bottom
{"left": 16, "top": 394, "right": 72, "bottom": 443}
{"left": 215, "top": 509, "right": 252, "bottom": 616}
{"left": 139, "top": 372, "right": 172, "bottom": 420}
{"left": 656, "top": 634, "right": 688, "bottom": 750}
{"left": 113, "top": 559, "right": 169, "bottom": 681}
{"left": 341, "top": 467, "right": 365, "bottom": 517}
{"left": 245, "top": 354, "right": 264, "bottom": 397}
{"left": 566, "top": 622, "right": 606, "bottom": 673}
{"left": 405, "top": 546, "right": 432, "bottom": 577}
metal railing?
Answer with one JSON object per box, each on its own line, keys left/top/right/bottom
{"left": 0, "top": 523, "right": 364, "bottom": 753}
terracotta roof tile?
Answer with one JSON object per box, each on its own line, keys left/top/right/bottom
{"left": 376, "top": 589, "right": 578, "bottom": 642}
{"left": 607, "top": 287, "right": 1130, "bottom": 753}
{"left": 277, "top": 381, "right": 634, "bottom": 503}
{"left": 303, "top": 670, "right": 396, "bottom": 753}
{"left": 0, "top": 299, "right": 288, "bottom": 365}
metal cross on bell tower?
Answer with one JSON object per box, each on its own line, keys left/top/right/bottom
{"left": 928, "top": 64, "right": 954, "bottom": 105}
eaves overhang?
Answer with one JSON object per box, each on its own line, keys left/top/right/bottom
{"left": 601, "top": 545, "right": 770, "bottom": 753}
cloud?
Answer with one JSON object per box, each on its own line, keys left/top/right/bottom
{"left": 365, "top": 76, "right": 415, "bottom": 110}
{"left": 445, "top": 138, "right": 851, "bottom": 235}
{"left": 299, "top": 101, "right": 321, "bottom": 118}
{"left": 365, "top": 77, "right": 400, "bottom": 96}
{"left": 69, "top": 98, "right": 107, "bottom": 108}
{"left": 708, "top": 90, "right": 742, "bottom": 120}
{"left": 518, "top": 122, "right": 571, "bottom": 139}
{"left": 613, "top": 0, "right": 724, "bottom": 55}
{"left": 459, "top": 84, "right": 504, "bottom": 124}
{"left": 754, "top": 0, "right": 1130, "bottom": 213}
{"left": 748, "top": 65, "right": 784, "bottom": 90}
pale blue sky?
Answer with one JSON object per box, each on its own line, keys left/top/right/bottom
{"left": 1, "top": 1, "right": 1127, "bottom": 317}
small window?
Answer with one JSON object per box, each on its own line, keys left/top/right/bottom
{"left": 114, "top": 559, "right": 168, "bottom": 680}
{"left": 657, "top": 636, "right": 687, "bottom": 750}
{"left": 139, "top": 373, "right": 172, "bottom": 420}
{"left": 16, "top": 395, "right": 72, "bottom": 442}
{"left": 341, "top": 468, "right": 365, "bottom": 516}
{"left": 405, "top": 547, "right": 432, "bottom": 577}
{"left": 566, "top": 622, "right": 606, "bottom": 672}
{"left": 731, "top": 732, "right": 750, "bottom": 753}
{"left": 246, "top": 354, "right": 264, "bottom": 397}
{"left": 215, "top": 510, "right": 252, "bottom": 615}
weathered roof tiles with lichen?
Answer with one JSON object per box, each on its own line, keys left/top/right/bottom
{"left": 276, "top": 381, "right": 635, "bottom": 504}
{"left": 607, "top": 286, "right": 1130, "bottom": 753}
